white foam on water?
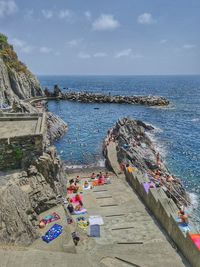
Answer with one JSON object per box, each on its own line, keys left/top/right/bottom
{"left": 146, "top": 129, "right": 167, "bottom": 158}
{"left": 188, "top": 192, "right": 199, "bottom": 210}
{"left": 191, "top": 118, "right": 200, "bottom": 122}
{"left": 64, "top": 158, "right": 105, "bottom": 170}
{"left": 150, "top": 103, "right": 176, "bottom": 110}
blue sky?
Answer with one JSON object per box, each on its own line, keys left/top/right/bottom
{"left": 0, "top": 0, "right": 199, "bottom": 75}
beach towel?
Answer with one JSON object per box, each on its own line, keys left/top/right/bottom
{"left": 92, "top": 180, "right": 105, "bottom": 186}
{"left": 189, "top": 234, "right": 200, "bottom": 250}
{"left": 176, "top": 219, "right": 191, "bottom": 233}
{"left": 88, "top": 224, "right": 100, "bottom": 237}
{"left": 83, "top": 184, "right": 91, "bottom": 190}
{"left": 89, "top": 215, "right": 104, "bottom": 226}
{"left": 42, "top": 224, "right": 62, "bottom": 243}
{"left": 40, "top": 212, "right": 60, "bottom": 225}
{"left": 72, "top": 208, "right": 87, "bottom": 215}
{"left": 92, "top": 180, "right": 99, "bottom": 187}
{"left": 143, "top": 182, "right": 156, "bottom": 194}
{"left": 76, "top": 217, "right": 89, "bottom": 230}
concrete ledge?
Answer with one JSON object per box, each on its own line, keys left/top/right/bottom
{"left": 125, "top": 169, "right": 200, "bottom": 267}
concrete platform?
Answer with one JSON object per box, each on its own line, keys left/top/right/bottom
{"left": 66, "top": 169, "right": 189, "bottom": 267}
{"left": 0, "top": 113, "right": 45, "bottom": 138}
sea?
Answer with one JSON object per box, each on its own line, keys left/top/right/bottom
{"left": 38, "top": 75, "right": 200, "bottom": 220}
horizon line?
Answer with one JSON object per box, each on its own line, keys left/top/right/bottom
{"left": 36, "top": 73, "right": 200, "bottom": 77}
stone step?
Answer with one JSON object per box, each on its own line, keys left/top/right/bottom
{"left": 0, "top": 249, "right": 94, "bottom": 267}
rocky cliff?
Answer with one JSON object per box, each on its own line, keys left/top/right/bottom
{"left": 0, "top": 33, "right": 44, "bottom": 106}
{"left": 0, "top": 146, "right": 66, "bottom": 245}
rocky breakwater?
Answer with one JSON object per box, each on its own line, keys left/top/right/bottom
{"left": 104, "top": 118, "right": 189, "bottom": 208}
{"left": 45, "top": 86, "right": 170, "bottom": 106}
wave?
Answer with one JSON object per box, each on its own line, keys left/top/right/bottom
{"left": 64, "top": 158, "right": 105, "bottom": 170}
{"left": 145, "top": 126, "right": 167, "bottom": 158}
{"left": 150, "top": 103, "right": 176, "bottom": 110}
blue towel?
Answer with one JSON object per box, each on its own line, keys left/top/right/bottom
{"left": 42, "top": 224, "right": 63, "bottom": 243}
{"left": 89, "top": 224, "right": 100, "bottom": 237}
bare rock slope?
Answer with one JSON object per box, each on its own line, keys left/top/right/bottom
{"left": 0, "top": 33, "right": 44, "bottom": 106}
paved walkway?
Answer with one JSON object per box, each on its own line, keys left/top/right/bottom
{"left": 66, "top": 167, "right": 189, "bottom": 267}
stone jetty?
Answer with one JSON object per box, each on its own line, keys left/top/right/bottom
{"left": 44, "top": 86, "right": 170, "bottom": 106}
{"left": 103, "top": 117, "right": 189, "bottom": 207}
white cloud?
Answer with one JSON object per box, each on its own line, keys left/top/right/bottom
{"left": 85, "top": 11, "right": 91, "bottom": 21}
{"left": 0, "top": 0, "right": 18, "bottom": 18}
{"left": 78, "top": 52, "right": 91, "bottom": 59}
{"left": 39, "top": 46, "right": 52, "bottom": 54}
{"left": 42, "top": 9, "right": 53, "bottom": 19}
{"left": 137, "top": 13, "right": 156, "bottom": 25}
{"left": 160, "top": 39, "right": 167, "bottom": 44}
{"left": 58, "top": 9, "right": 71, "bottom": 19}
{"left": 183, "top": 44, "right": 196, "bottom": 49}
{"left": 115, "top": 48, "right": 143, "bottom": 59}
{"left": 12, "top": 38, "right": 34, "bottom": 54}
{"left": 67, "top": 39, "right": 83, "bottom": 47}
{"left": 94, "top": 52, "right": 107, "bottom": 58}
{"left": 92, "top": 14, "right": 120, "bottom": 31}
{"left": 115, "top": 48, "right": 132, "bottom": 58}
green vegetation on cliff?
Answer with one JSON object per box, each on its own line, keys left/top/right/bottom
{"left": 0, "top": 33, "right": 28, "bottom": 74}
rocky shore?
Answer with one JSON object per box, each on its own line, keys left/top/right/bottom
{"left": 103, "top": 118, "right": 189, "bottom": 208}
{"left": 0, "top": 34, "right": 68, "bottom": 245}
{"left": 45, "top": 86, "right": 170, "bottom": 106}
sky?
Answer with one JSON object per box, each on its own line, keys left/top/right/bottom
{"left": 0, "top": 0, "right": 199, "bottom": 75}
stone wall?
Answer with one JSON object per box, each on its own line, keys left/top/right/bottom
{"left": 0, "top": 134, "right": 43, "bottom": 171}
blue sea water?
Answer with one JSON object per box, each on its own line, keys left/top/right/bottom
{"left": 39, "top": 75, "right": 200, "bottom": 208}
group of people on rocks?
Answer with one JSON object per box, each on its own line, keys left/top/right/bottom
{"left": 120, "top": 152, "right": 189, "bottom": 226}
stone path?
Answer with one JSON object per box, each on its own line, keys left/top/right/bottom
{"left": 66, "top": 167, "right": 189, "bottom": 267}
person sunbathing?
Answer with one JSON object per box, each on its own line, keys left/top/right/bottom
{"left": 75, "top": 201, "right": 83, "bottom": 211}
{"left": 105, "top": 173, "right": 111, "bottom": 184}
{"left": 91, "top": 173, "right": 96, "bottom": 179}
{"left": 67, "top": 182, "right": 79, "bottom": 192}
{"left": 166, "top": 174, "right": 174, "bottom": 182}
{"left": 178, "top": 210, "right": 189, "bottom": 225}
{"left": 75, "top": 194, "right": 82, "bottom": 202}
{"left": 98, "top": 174, "right": 105, "bottom": 185}
{"left": 84, "top": 181, "right": 89, "bottom": 188}
{"left": 75, "top": 176, "right": 81, "bottom": 183}
{"left": 67, "top": 197, "right": 73, "bottom": 203}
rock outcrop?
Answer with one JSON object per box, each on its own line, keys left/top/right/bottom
{"left": 0, "top": 34, "right": 44, "bottom": 106}
{"left": 104, "top": 118, "right": 189, "bottom": 207}
{"left": 0, "top": 146, "right": 65, "bottom": 245}
{"left": 47, "top": 112, "right": 68, "bottom": 143}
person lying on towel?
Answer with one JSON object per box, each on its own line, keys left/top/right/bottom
{"left": 177, "top": 210, "right": 189, "bottom": 225}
